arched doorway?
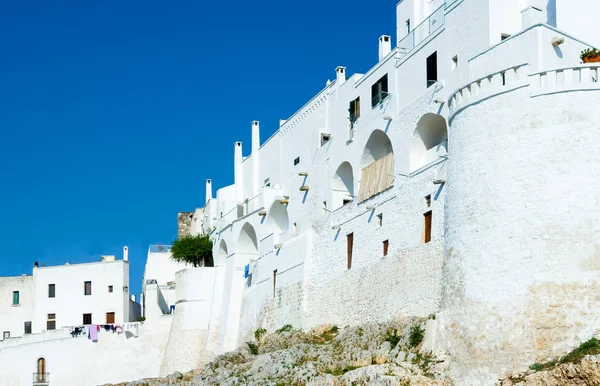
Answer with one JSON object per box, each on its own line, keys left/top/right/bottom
{"left": 265, "top": 201, "right": 290, "bottom": 234}
{"left": 332, "top": 162, "right": 355, "bottom": 210}
{"left": 410, "top": 113, "right": 448, "bottom": 171}
{"left": 37, "top": 358, "right": 47, "bottom": 383}
{"left": 358, "top": 130, "right": 395, "bottom": 202}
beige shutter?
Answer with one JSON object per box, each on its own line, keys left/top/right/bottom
{"left": 358, "top": 153, "right": 395, "bottom": 202}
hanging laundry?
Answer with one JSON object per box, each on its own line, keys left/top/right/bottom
{"left": 89, "top": 325, "right": 99, "bottom": 342}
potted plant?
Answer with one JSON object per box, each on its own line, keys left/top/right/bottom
{"left": 581, "top": 48, "right": 600, "bottom": 63}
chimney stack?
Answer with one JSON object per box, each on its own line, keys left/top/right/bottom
{"left": 251, "top": 121, "right": 261, "bottom": 196}
{"left": 234, "top": 142, "right": 243, "bottom": 202}
{"left": 379, "top": 35, "right": 391, "bottom": 60}
{"left": 205, "top": 179, "right": 213, "bottom": 205}
{"left": 123, "top": 246, "right": 129, "bottom": 261}
{"left": 336, "top": 66, "right": 346, "bottom": 86}
{"left": 251, "top": 121, "right": 260, "bottom": 153}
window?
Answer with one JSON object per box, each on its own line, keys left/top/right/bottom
{"left": 24, "top": 321, "right": 32, "bottom": 334}
{"left": 349, "top": 97, "right": 360, "bottom": 123}
{"left": 47, "top": 314, "right": 56, "bottom": 330}
{"left": 12, "top": 291, "right": 19, "bottom": 305}
{"left": 424, "top": 211, "right": 433, "bottom": 243}
{"left": 108, "top": 285, "right": 113, "bottom": 293}
{"left": 425, "top": 195, "right": 432, "bottom": 208}
{"left": 106, "top": 312, "right": 115, "bottom": 324}
{"left": 427, "top": 52, "right": 438, "bottom": 88}
{"left": 48, "top": 284, "right": 55, "bottom": 298}
{"left": 377, "top": 213, "right": 383, "bottom": 227}
{"left": 347, "top": 233, "right": 354, "bottom": 269}
{"left": 343, "top": 199, "right": 352, "bottom": 206}
{"left": 84, "top": 281, "right": 92, "bottom": 296}
{"left": 83, "top": 313, "right": 92, "bottom": 325}
{"left": 272, "top": 270, "right": 278, "bottom": 298}
{"left": 406, "top": 19, "right": 411, "bottom": 34}
{"left": 3, "top": 331, "right": 9, "bottom": 340}
{"left": 452, "top": 55, "right": 458, "bottom": 70}
{"left": 37, "top": 358, "right": 47, "bottom": 383}
{"left": 293, "top": 157, "right": 300, "bottom": 166}
{"left": 501, "top": 33, "right": 511, "bottom": 41}
{"left": 383, "top": 240, "right": 389, "bottom": 257}
{"left": 321, "top": 133, "right": 331, "bottom": 146}
{"left": 371, "top": 74, "right": 389, "bottom": 107}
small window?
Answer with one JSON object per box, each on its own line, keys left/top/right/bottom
{"left": 84, "top": 281, "right": 92, "bottom": 296}
{"left": 451, "top": 55, "right": 458, "bottom": 70}
{"left": 47, "top": 314, "right": 56, "bottom": 331}
{"left": 427, "top": 52, "right": 438, "bottom": 88}
{"left": 48, "top": 284, "right": 55, "bottom": 298}
{"left": 343, "top": 199, "right": 352, "bottom": 206}
{"left": 83, "top": 313, "right": 92, "bottom": 325}
{"left": 383, "top": 240, "right": 389, "bottom": 257}
{"left": 371, "top": 74, "right": 389, "bottom": 107}
{"left": 321, "top": 133, "right": 331, "bottom": 146}
{"left": 425, "top": 195, "right": 432, "bottom": 208}
{"left": 12, "top": 291, "right": 19, "bottom": 305}
{"left": 349, "top": 97, "right": 361, "bottom": 123}
{"left": 406, "top": 19, "right": 411, "bottom": 34}
{"left": 2, "top": 331, "right": 9, "bottom": 340}
{"left": 108, "top": 285, "right": 113, "bottom": 293}
{"left": 293, "top": 157, "right": 300, "bottom": 166}
{"left": 347, "top": 233, "right": 354, "bottom": 269}
{"left": 272, "top": 269, "right": 278, "bottom": 298}
{"left": 106, "top": 312, "right": 115, "bottom": 324}
{"left": 501, "top": 33, "right": 511, "bottom": 41}
{"left": 24, "top": 322, "right": 32, "bottom": 334}
{"left": 377, "top": 213, "right": 383, "bottom": 227}
{"left": 424, "top": 211, "right": 433, "bottom": 243}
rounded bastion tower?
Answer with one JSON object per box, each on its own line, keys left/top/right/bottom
{"left": 438, "top": 64, "right": 600, "bottom": 384}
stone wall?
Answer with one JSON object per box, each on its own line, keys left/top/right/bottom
{"left": 177, "top": 212, "right": 194, "bottom": 239}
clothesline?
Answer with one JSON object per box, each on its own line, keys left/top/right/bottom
{"left": 70, "top": 323, "right": 139, "bottom": 342}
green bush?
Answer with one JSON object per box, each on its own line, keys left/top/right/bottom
{"left": 385, "top": 329, "right": 401, "bottom": 348}
{"left": 247, "top": 342, "right": 259, "bottom": 355}
{"left": 409, "top": 325, "right": 425, "bottom": 348}
{"left": 254, "top": 327, "right": 267, "bottom": 341}
{"left": 581, "top": 47, "right": 600, "bottom": 61}
{"left": 276, "top": 324, "right": 293, "bottom": 333}
{"left": 171, "top": 235, "right": 214, "bottom": 267}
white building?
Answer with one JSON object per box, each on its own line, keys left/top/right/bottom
{"left": 158, "top": 0, "right": 600, "bottom": 384}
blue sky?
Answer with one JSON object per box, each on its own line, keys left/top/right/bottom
{"left": 0, "top": 0, "right": 396, "bottom": 296}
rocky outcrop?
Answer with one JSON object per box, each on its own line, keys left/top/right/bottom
{"left": 102, "top": 317, "right": 450, "bottom": 386}
{"left": 498, "top": 355, "right": 600, "bottom": 386}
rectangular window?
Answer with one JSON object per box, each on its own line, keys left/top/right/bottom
{"left": 427, "top": 52, "right": 438, "bottom": 88}
{"left": 343, "top": 199, "right": 352, "bottom": 206}
{"left": 452, "top": 55, "right": 458, "bottom": 70}
{"left": 349, "top": 97, "right": 360, "bottom": 123}
{"left": 48, "top": 284, "right": 55, "bottom": 298}
{"left": 83, "top": 313, "right": 92, "bottom": 325}
{"left": 377, "top": 213, "right": 383, "bottom": 227}
{"left": 47, "top": 314, "right": 56, "bottom": 331}
{"left": 371, "top": 74, "right": 389, "bottom": 107}
{"left": 2, "top": 331, "right": 9, "bottom": 340}
{"left": 406, "top": 19, "right": 411, "bottom": 34}
{"left": 84, "top": 281, "right": 92, "bottom": 296}
{"left": 425, "top": 194, "right": 432, "bottom": 208}
{"left": 424, "top": 211, "right": 433, "bottom": 243}
{"left": 24, "top": 322, "right": 32, "bottom": 334}
{"left": 108, "top": 285, "right": 113, "bottom": 293}
{"left": 383, "top": 240, "right": 389, "bottom": 257}
{"left": 272, "top": 270, "right": 278, "bottom": 298}
{"left": 106, "top": 312, "right": 115, "bottom": 324}
{"left": 347, "top": 233, "right": 354, "bottom": 269}
{"left": 12, "top": 291, "right": 19, "bottom": 305}
{"left": 293, "top": 156, "right": 300, "bottom": 166}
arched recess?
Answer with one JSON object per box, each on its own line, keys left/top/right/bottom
{"left": 36, "top": 358, "right": 46, "bottom": 383}
{"left": 219, "top": 239, "right": 229, "bottom": 260}
{"left": 265, "top": 201, "right": 289, "bottom": 234}
{"left": 237, "top": 223, "right": 258, "bottom": 255}
{"left": 410, "top": 113, "right": 448, "bottom": 171}
{"left": 332, "top": 162, "right": 355, "bottom": 210}
{"left": 358, "top": 130, "right": 395, "bottom": 202}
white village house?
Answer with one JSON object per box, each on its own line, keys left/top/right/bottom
{"left": 3, "top": 0, "right": 600, "bottom": 384}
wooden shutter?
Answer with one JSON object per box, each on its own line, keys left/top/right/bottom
{"left": 106, "top": 312, "right": 115, "bottom": 324}
{"left": 358, "top": 153, "right": 395, "bottom": 202}
{"left": 347, "top": 233, "right": 354, "bottom": 269}
{"left": 424, "top": 211, "right": 432, "bottom": 243}
{"left": 383, "top": 240, "right": 389, "bottom": 257}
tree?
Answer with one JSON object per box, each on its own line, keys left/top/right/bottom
{"left": 170, "top": 234, "right": 214, "bottom": 267}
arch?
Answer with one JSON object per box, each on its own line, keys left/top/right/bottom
{"left": 410, "top": 113, "right": 448, "bottom": 171}
{"left": 265, "top": 201, "right": 289, "bottom": 234}
{"left": 237, "top": 223, "right": 258, "bottom": 255}
{"left": 219, "top": 239, "right": 228, "bottom": 257}
{"left": 358, "top": 130, "right": 395, "bottom": 202}
{"left": 36, "top": 358, "right": 46, "bottom": 382}
{"left": 332, "top": 162, "right": 355, "bottom": 210}
{"left": 361, "top": 129, "right": 394, "bottom": 168}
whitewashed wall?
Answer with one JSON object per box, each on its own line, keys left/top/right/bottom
{"left": 0, "top": 276, "right": 35, "bottom": 340}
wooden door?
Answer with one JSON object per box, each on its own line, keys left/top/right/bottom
{"left": 106, "top": 312, "right": 115, "bottom": 324}
{"left": 347, "top": 233, "right": 354, "bottom": 269}
{"left": 424, "top": 212, "right": 432, "bottom": 243}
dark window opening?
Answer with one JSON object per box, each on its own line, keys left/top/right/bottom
{"left": 47, "top": 314, "right": 56, "bottom": 331}
{"left": 108, "top": 285, "right": 113, "bottom": 293}
{"left": 83, "top": 313, "right": 92, "bottom": 325}
{"left": 24, "top": 322, "right": 32, "bottom": 334}
{"left": 12, "top": 291, "right": 19, "bottom": 305}
{"left": 371, "top": 74, "right": 389, "bottom": 107}
{"left": 426, "top": 52, "right": 438, "bottom": 88}
{"left": 293, "top": 157, "right": 300, "bottom": 166}
{"left": 406, "top": 19, "right": 411, "bottom": 34}
{"left": 347, "top": 233, "right": 354, "bottom": 269}
{"left": 48, "top": 284, "right": 55, "bottom": 298}
{"left": 106, "top": 312, "right": 115, "bottom": 324}
{"left": 273, "top": 270, "right": 278, "bottom": 298}
{"left": 377, "top": 213, "right": 383, "bottom": 227}
{"left": 349, "top": 97, "right": 361, "bottom": 125}
{"left": 424, "top": 211, "right": 432, "bottom": 243}
{"left": 321, "top": 133, "right": 331, "bottom": 146}
{"left": 425, "top": 195, "right": 432, "bottom": 208}
{"left": 501, "top": 33, "right": 511, "bottom": 41}
{"left": 452, "top": 55, "right": 458, "bottom": 70}
{"left": 383, "top": 240, "right": 389, "bottom": 257}
{"left": 84, "top": 281, "right": 92, "bottom": 296}
{"left": 343, "top": 199, "right": 352, "bottom": 206}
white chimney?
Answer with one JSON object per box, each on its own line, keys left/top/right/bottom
{"left": 336, "top": 66, "right": 346, "bottom": 86}
{"left": 123, "top": 246, "right": 129, "bottom": 261}
{"left": 521, "top": 6, "right": 543, "bottom": 29}
{"left": 205, "top": 179, "right": 213, "bottom": 205}
{"left": 251, "top": 121, "right": 260, "bottom": 196}
{"left": 379, "top": 35, "right": 391, "bottom": 60}
{"left": 234, "top": 142, "right": 243, "bottom": 202}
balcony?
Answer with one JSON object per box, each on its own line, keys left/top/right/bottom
{"left": 398, "top": 4, "right": 445, "bottom": 59}
{"left": 33, "top": 372, "right": 49, "bottom": 385}
{"left": 148, "top": 245, "right": 172, "bottom": 253}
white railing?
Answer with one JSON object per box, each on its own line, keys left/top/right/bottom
{"left": 398, "top": 5, "right": 445, "bottom": 59}
{"left": 148, "top": 245, "right": 172, "bottom": 253}
{"left": 530, "top": 65, "right": 600, "bottom": 97}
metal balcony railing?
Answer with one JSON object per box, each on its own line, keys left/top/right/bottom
{"left": 33, "top": 372, "right": 49, "bottom": 384}
{"left": 148, "top": 244, "right": 172, "bottom": 253}
{"left": 398, "top": 4, "right": 445, "bottom": 59}
{"left": 371, "top": 91, "right": 391, "bottom": 108}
